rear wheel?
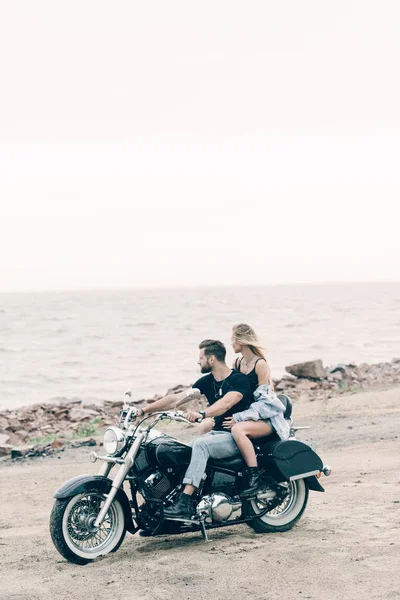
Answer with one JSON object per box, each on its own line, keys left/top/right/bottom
{"left": 50, "top": 490, "right": 126, "bottom": 565}
{"left": 247, "top": 479, "right": 308, "bottom": 533}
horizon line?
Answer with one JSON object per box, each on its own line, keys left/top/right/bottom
{"left": 1, "top": 279, "right": 399, "bottom": 295}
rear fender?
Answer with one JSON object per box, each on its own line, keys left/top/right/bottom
{"left": 305, "top": 475, "right": 325, "bottom": 492}
{"left": 53, "top": 474, "right": 136, "bottom": 533}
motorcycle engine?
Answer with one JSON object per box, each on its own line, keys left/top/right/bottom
{"left": 196, "top": 493, "right": 242, "bottom": 523}
{"left": 143, "top": 471, "right": 173, "bottom": 499}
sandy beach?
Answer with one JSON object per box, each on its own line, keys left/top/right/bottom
{"left": 1, "top": 386, "right": 399, "bottom": 600}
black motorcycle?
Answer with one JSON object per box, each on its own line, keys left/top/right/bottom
{"left": 50, "top": 392, "right": 331, "bottom": 565}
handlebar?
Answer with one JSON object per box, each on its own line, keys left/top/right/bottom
{"left": 125, "top": 409, "right": 201, "bottom": 436}
{"left": 156, "top": 410, "right": 199, "bottom": 425}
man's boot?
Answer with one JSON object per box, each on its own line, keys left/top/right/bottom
{"left": 240, "top": 467, "right": 264, "bottom": 497}
{"left": 163, "top": 493, "right": 194, "bottom": 521}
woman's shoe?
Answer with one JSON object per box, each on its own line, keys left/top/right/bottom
{"left": 240, "top": 467, "right": 264, "bottom": 497}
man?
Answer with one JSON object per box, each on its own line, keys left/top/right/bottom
{"left": 137, "top": 339, "right": 253, "bottom": 520}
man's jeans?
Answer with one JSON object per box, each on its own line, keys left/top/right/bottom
{"left": 182, "top": 430, "right": 240, "bottom": 489}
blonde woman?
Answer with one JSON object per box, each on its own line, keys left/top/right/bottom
{"left": 197, "top": 325, "right": 272, "bottom": 435}
{"left": 231, "top": 323, "right": 273, "bottom": 393}
{"left": 223, "top": 323, "right": 289, "bottom": 496}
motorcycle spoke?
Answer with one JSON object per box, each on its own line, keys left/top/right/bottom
{"left": 65, "top": 492, "right": 117, "bottom": 551}
{"left": 252, "top": 482, "right": 296, "bottom": 519}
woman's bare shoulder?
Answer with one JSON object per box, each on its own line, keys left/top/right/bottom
{"left": 255, "top": 358, "right": 268, "bottom": 378}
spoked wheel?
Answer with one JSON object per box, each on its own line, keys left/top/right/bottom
{"left": 247, "top": 479, "right": 309, "bottom": 533}
{"left": 50, "top": 490, "right": 126, "bottom": 565}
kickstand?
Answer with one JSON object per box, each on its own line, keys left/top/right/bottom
{"left": 199, "top": 519, "right": 209, "bottom": 542}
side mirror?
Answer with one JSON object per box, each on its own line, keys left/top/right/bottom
{"left": 124, "top": 390, "right": 132, "bottom": 408}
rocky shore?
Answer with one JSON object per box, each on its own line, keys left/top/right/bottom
{"left": 1, "top": 358, "right": 399, "bottom": 460}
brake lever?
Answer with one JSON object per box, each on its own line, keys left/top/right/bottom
{"left": 169, "top": 411, "right": 197, "bottom": 426}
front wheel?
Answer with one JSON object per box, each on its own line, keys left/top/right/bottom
{"left": 50, "top": 490, "right": 126, "bottom": 565}
{"left": 247, "top": 478, "right": 309, "bottom": 533}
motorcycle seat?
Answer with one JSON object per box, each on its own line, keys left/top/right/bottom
{"left": 208, "top": 455, "right": 247, "bottom": 471}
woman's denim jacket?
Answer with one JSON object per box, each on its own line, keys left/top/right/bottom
{"left": 233, "top": 384, "right": 290, "bottom": 440}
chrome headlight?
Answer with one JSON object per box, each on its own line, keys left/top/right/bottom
{"left": 103, "top": 427, "right": 126, "bottom": 456}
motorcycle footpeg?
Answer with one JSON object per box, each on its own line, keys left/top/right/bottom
{"left": 165, "top": 516, "right": 200, "bottom": 525}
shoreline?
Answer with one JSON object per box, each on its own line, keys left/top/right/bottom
{"left": 1, "top": 357, "right": 399, "bottom": 461}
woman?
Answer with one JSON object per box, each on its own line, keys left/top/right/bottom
{"left": 223, "top": 323, "right": 288, "bottom": 496}
{"left": 197, "top": 324, "right": 272, "bottom": 435}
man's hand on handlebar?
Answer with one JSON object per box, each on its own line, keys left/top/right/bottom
{"left": 184, "top": 411, "right": 203, "bottom": 423}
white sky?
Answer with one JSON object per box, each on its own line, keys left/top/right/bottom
{"left": 0, "top": 0, "right": 399, "bottom": 291}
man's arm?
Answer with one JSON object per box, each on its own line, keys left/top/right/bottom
{"left": 185, "top": 391, "right": 243, "bottom": 422}
{"left": 141, "top": 388, "right": 201, "bottom": 416}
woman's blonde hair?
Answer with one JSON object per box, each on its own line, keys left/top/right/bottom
{"left": 232, "top": 323, "right": 273, "bottom": 386}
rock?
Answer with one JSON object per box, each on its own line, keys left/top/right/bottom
{"left": 275, "top": 380, "right": 294, "bottom": 391}
{"left": 353, "top": 366, "right": 368, "bottom": 380}
{"left": 68, "top": 408, "right": 99, "bottom": 422}
{"left": 14, "top": 429, "right": 30, "bottom": 441}
{"left": 55, "top": 397, "right": 82, "bottom": 406}
{"left": 51, "top": 406, "right": 69, "bottom": 418}
{"left": 321, "top": 380, "right": 335, "bottom": 389}
{"left": 0, "top": 416, "right": 9, "bottom": 430}
{"left": 392, "top": 357, "right": 400, "bottom": 364}
{"left": 0, "top": 433, "right": 11, "bottom": 445}
{"left": 281, "top": 373, "right": 297, "bottom": 381}
{"left": 330, "top": 364, "right": 348, "bottom": 377}
{"left": 0, "top": 430, "right": 20, "bottom": 445}
{"left": 10, "top": 443, "right": 56, "bottom": 459}
{"left": 11, "top": 445, "right": 35, "bottom": 459}
{"left": 6, "top": 418, "right": 20, "bottom": 431}
{"left": 50, "top": 439, "right": 64, "bottom": 450}
{"left": 70, "top": 437, "right": 97, "bottom": 448}
{"left": 294, "top": 379, "right": 319, "bottom": 390}
{"left": 110, "top": 400, "right": 124, "bottom": 408}
{"left": 331, "top": 371, "right": 343, "bottom": 382}
{"left": 286, "top": 360, "right": 326, "bottom": 380}
{"left": 0, "top": 444, "right": 13, "bottom": 456}
{"left": 82, "top": 403, "right": 102, "bottom": 411}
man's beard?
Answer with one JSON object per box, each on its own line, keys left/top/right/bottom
{"left": 201, "top": 363, "right": 212, "bottom": 374}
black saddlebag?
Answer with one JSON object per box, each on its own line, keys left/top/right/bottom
{"left": 146, "top": 436, "right": 192, "bottom": 469}
{"left": 257, "top": 439, "right": 323, "bottom": 481}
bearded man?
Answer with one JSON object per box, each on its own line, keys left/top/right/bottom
{"left": 138, "top": 339, "right": 253, "bottom": 520}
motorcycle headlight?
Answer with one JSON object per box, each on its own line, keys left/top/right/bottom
{"left": 103, "top": 427, "right": 126, "bottom": 456}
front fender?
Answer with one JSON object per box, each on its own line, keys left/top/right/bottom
{"left": 54, "top": 475, "right": 112, "bottom": 499}
{"left": 53, "top": 475, "right": 137, "bottom": 533}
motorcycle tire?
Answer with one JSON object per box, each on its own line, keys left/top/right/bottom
{"left": 246, "top": 478, "right": 309, "bottom": 533}
{"left": 50, "top": 489, "right": 126, "bottom": 565}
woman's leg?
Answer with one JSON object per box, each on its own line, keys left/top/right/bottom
{"left": 231, "top": 421, "right": 274, "bottom": 496}
{"left": 231, "top": 421, "right": 273, "bottom": 467}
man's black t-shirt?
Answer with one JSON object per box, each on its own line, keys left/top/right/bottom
{"left": 192, "top": 370, "right": 253, "bottom": 431}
